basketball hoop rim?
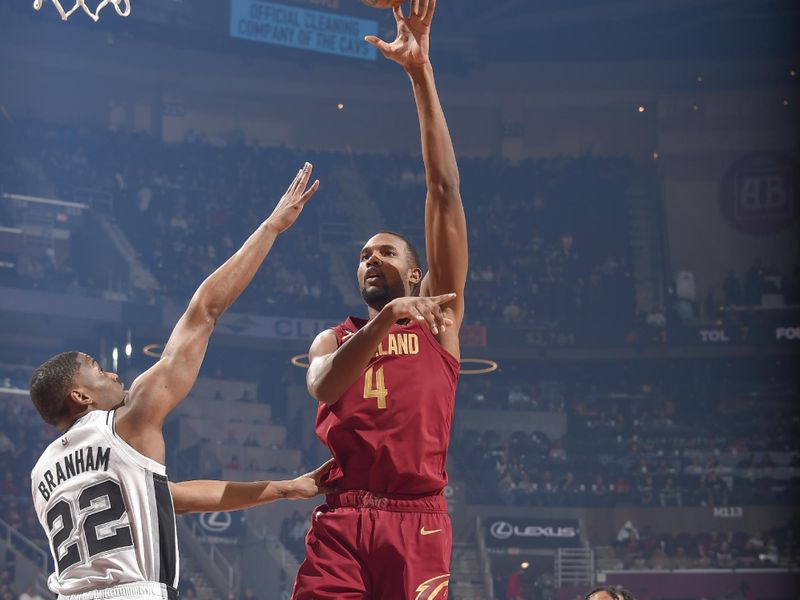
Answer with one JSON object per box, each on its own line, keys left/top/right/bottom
{"left": 33, "top": 0, "right": 131, "bottom": 22}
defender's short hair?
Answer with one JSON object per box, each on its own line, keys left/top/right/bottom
{"left": 29, "top": 352, "right": 81, "bottom": 425}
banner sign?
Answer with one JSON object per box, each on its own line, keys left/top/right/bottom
{"left": 163, "top": 304, "right": 338, "bottom": 342}
{"left": 230, "top": 0, "right": 378, "bottom": 61}
{"left": 718, "top": 152, "right": 798, "bottom": 236}
{"left": 194, "top": 512, "right": 244, "bottom": 544}
{"left": 484, "top": 517, "right": 581, "bottom": 550}
{"left": 688, "top": 324, "right": 800, "bottom": 345}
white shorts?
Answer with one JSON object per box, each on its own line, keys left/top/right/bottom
{"left": 58, "top": 582, "right": 177, "bottom": 600}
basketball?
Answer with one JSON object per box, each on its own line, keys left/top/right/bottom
{"left": 360, "top": 0, "right": 405, "bottom": 8}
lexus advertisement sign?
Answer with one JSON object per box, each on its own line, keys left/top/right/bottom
{"left": 485, "top": 517, "right": 581, "bottom": 550}
{"left": 194, "top": 511, "right": 244, "bottom": 545}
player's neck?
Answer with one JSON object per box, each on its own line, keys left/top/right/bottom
{"left": 58, "top": 411, "right": 86, "bottom": 433}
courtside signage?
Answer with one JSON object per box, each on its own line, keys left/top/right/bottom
{"left": 485, "top": 517, "right": 581, "bottom": 550}
{"left": 195, "top": 512, "right": 244, "bottom": 545}
{"left": 230, "top": 0, "right": 378, "bottom": 60}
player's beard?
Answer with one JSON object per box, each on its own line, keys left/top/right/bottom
{"left": 360, "top": 280, "right": 405, "bottom": 308}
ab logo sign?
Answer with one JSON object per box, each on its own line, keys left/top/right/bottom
{"left": 719, "top": 152, "right": 798, "bottom": 236}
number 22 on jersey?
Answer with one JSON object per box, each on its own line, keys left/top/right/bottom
{"left": 363, "top": 366, "right": 389, "bottom": 409}
{"left": 47, "top": 479, "right": 133, "bottom": 574}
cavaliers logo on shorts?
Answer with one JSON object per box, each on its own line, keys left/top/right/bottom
{"left": 415, "top": 574, "right": 449, "bottom": 600}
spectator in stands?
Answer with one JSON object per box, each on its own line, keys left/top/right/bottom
{"left": 516, "top": 472, "right": 535, "bottom": 504}
{"left": 506, "top": 569, "right": 524, "bottom": 600}
{"left": 502, "top": 296, "right": 527, "bottom": 324}
{"left": 722, "top": 270, "right": 743, "bottom": 306}
{"left": 696, "top": 543, "right": 713, "bottom": 568}
{"left": 508, "top": 385, "right": 531, "bottom": 409}
{"left": 0, "top": 472, "right": 18, "bottom": 497}
{"left": 549, "top": 440, "right": 567, "bottom": 461}
{"left": 493, "top": 573, "right": 508, "bottom": 600}
{"left": 616, "top": 521, "right": 639, "bottom": 547}
{"left": 637, "top": 476, "right": 655, "bottom": 506}
{"left": 673, "top": 546, "right": 693, "bottom": 569}
{"left": 18, "top": 584, "right": 46, "bottom": 600}
{"left": 716, "top": 541, "right": 735, "bottom": 568}
{"left": 0, "top": 431, "right": 14, "bottom": 455}
{"left": 177, "top": 575, "right": 196, "bottom": 596}
{"left": 736, "top": 581, "right": 755, "bottom": 600}
{"left": 286, "top": 511, "right": 308, "bottom": 559}
{"left": 613, "top": 475, "right": 632, "bottom": 501}
{"left": 659, "top": 476, "right": 682, "bottom": 507}
{"left": 497, "top": 472, "right": 516, "bottom": 505}
{"left": 701, "top": 472, "right": 729, "bottom": 507}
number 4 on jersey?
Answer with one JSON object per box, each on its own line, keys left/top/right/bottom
{"left": 363, "top": 366, "right": 389, "bottom": 409}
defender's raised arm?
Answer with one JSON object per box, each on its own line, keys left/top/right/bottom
{"left": 117, "top": 164, "right": 320, "bottom": 462}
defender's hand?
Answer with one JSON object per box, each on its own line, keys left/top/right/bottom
{"left": 287, "top": 459, "right": 336, "bottom": 499}
{"left": 386, "top": 292, "right": 456, "bottom": 335}
{"left": 265, "top": 163, "right": 320, "bottom": 234}
{"left": 364, "top": 0, "right": 436, "bottom": 71}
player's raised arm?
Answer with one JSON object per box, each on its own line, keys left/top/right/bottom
{"left": 365, "top": 0, "right": 468, "bottom": 355}
{"left": 117, "top": 164, "right": 320, "bottom": 462}
{"left": 169, "top": 460, "right": 335, "bottom": 514}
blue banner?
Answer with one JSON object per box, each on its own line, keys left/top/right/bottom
{"left": 230, "top": 0, "right": 378, "bottom": 61}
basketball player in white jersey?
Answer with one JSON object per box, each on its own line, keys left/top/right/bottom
{"left": 29, "top": 163, "right": 322, "bottom": 600}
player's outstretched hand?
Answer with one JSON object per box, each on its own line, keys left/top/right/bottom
{"left": 287, "top": 458, "right": 336, "bottom": 499}
{"left": 364, "top": 0, "right": 435, "bottom": 71}
{"left": 387, "top": 292, "right": 456, "bottom": 335}
{"left": 265, "top": 162, "right": 320, "bottom": 234}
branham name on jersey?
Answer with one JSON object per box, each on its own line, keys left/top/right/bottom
{"left": 37, "top": 445, "right": 112, "bottom": 501}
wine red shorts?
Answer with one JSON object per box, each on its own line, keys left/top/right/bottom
{"left": 291, "top": 490, "right": 451, "bottom": 600}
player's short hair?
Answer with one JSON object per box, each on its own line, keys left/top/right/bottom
{"left": 378, "top": 230, "right": 422, "bottom": 269}
{"left": 585, "top": 587, "right": 635, "bottom": 600}
{"left": 29, "top": 352, "right": 81, "bottom": 425}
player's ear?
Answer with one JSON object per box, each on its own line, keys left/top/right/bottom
{"left": 69, "top": 389, "right": 92, "bottom": 407}
{"left": 408, "top": 266, "right": 423, "bottom": 285}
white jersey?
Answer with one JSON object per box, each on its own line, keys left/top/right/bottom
{"left": 31, "top": 410, "right": 179, "bottom": 600}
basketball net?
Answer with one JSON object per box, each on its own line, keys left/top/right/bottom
{"left": 33, "top": 0, "right": 130, "bottom": 22}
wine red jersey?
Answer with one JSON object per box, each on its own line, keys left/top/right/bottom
{"left": 315, "top": 317, "right": 460, "bottom": 496}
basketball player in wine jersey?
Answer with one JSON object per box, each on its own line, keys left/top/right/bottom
{"left": 29, "top": 164, "right": 327, "bottom": 600}
{"left": 293, "top": 1, "right": 467, "bottom": 598}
